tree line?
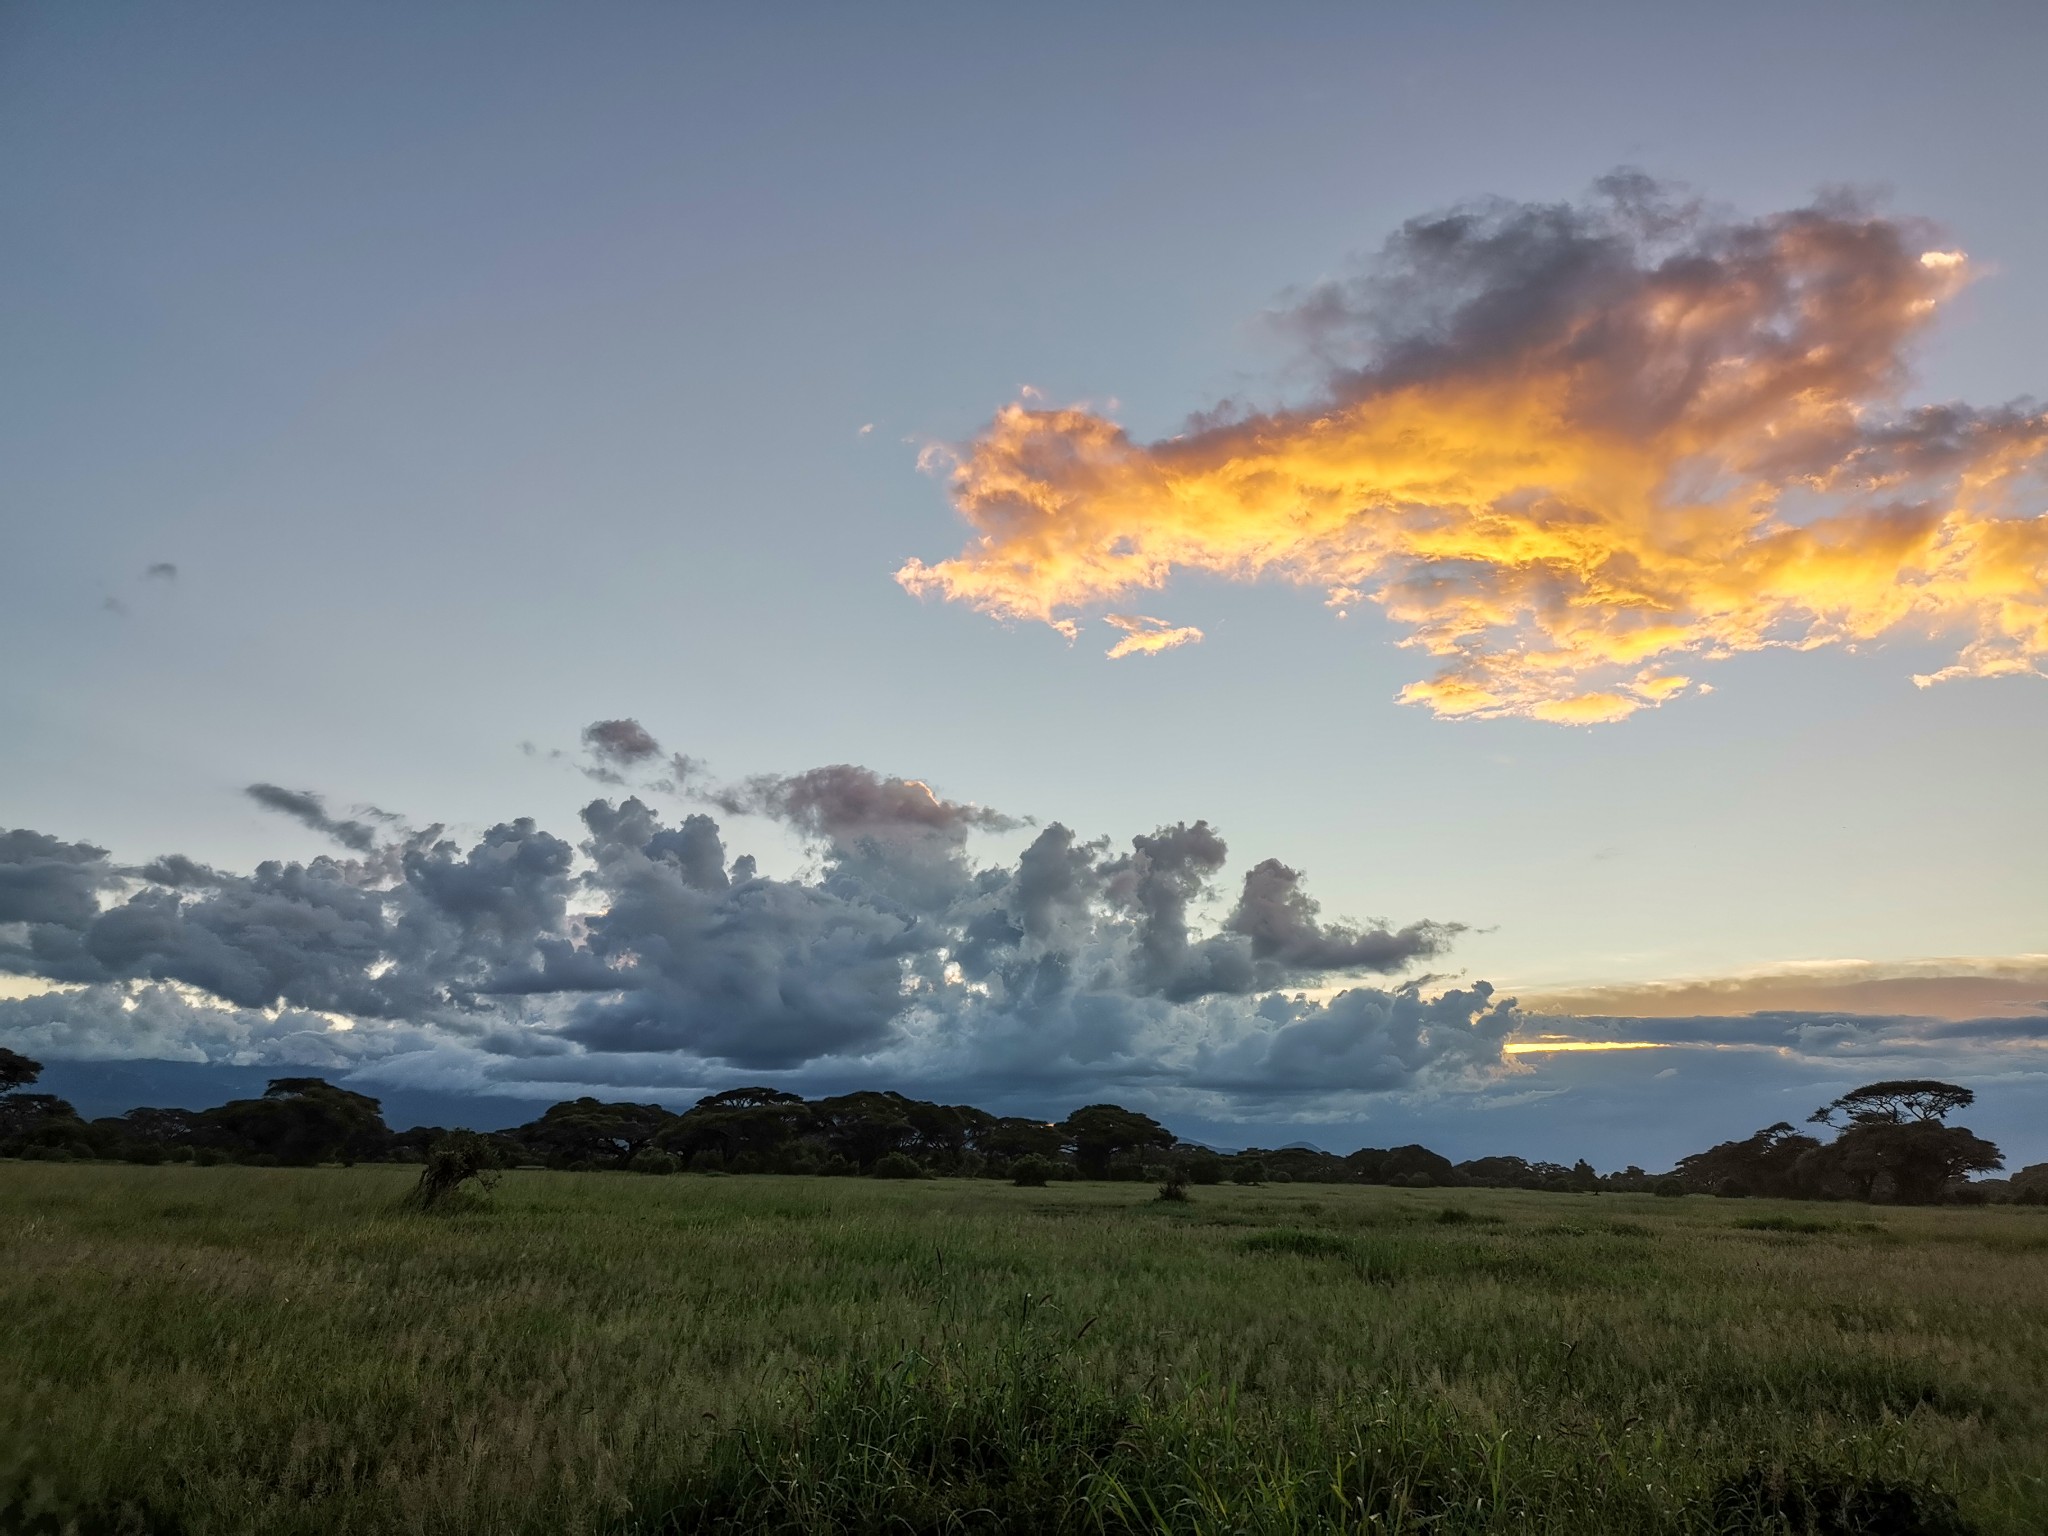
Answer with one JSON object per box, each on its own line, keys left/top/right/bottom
{"left": 1, "top": 1047, "right": 2039, "bottom": 1205}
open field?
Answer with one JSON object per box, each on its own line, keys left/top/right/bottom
{"left": 3, "top": 1165, "right": 2044, "bottom": 1534}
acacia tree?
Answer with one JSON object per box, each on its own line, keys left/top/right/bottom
{"left": 1059, "top": 1104, "right": 1174, "bottom": 1180}
{"left": 1800, "top": 1079, "right": 2000, "bottom": 1204}
{"left": 510, "top": 1098, "right": 677, "bottom": 1169}
{"left": 0, "top": 1047, "right": 40, "bottom": 1095}
{"left": 200, "top": 1078, "right": 392, "bottom": 1166}
{"left": 1809, "top": 1080, "right": 1975, "bottom": 1128}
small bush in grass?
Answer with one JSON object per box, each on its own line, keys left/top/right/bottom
{"left": 192, "top": 1146, "right": 227, "bottom": 1167}
{"left": 1653, "top": 1177, "right": 1687, "bottom": 1197}
{"left": 1710, "top": 1461, "right": 1974, "bottom": 1535}
{"left": 1238, "top": 1228, "right": 1353, "bottom": 1259}
{"left": 1231, "top": 1159, "right": 1266, "bottom": 1186}
{"left": 688, "top": 1150, "right": 726, "bottom": 1175}
{"left": 1156, "top": 1167, "right": 1190, "bottom": 1203}
{"left": 403, "top": 1130, "right": 502, "bottom": 1212}
{"left": 871, "top": 1152, "right": 924, "bottom": 1180}
{"left": 1010, "top": 1155, "right": 1053, "bottom": 1188}
{"left": 630, "top": 1148, "right": 680, "bottom": 1176}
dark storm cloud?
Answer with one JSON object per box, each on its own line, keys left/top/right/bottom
{"left": 715, "top": 763, "right": 1020, "bottom": 839}
{"left": 579, "top": 719, "right": 664, "bottom": 784}
{"left": 1225, "top": 858, "right": 1461, "bottom": 978}
{"left": 245, "top": 783, "right": 378, "bottom": 853}
{"left": 0, "top": 830, "right": 114, "bottom": 930}
{"left": 0, "top": 757, "right": 1489, "bottom": 1105}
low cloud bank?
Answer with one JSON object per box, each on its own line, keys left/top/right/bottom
{"left": 0, "top": 728, "right": 1491, "bottom": 1117}
{"left": 5, "top": 726, "right": 2041, "bottom": 1134}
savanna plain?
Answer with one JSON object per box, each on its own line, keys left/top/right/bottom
{"left": 3, "top": 1166, "right": 2043, "bottom": 1535}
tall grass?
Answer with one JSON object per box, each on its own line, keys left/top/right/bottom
{"left": 2, "top": 1165, "right": 2042, "bottom": 1533}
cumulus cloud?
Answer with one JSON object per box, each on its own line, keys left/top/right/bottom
{"left": 0, "top": 753, "right": 1493, "bottom": 1112}
{"left": 897, "top": 174, "right": 2048, "bottom": 722}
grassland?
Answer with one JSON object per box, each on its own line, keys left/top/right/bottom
{"left": 2, "top": 1165, "right": 2044, "bottom": 1534}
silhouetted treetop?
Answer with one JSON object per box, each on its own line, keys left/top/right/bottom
{"left": 1809, "top": 1080, "right": 1974, "bottom": 1128}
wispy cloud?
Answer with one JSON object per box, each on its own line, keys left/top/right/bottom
{"left": 1103, "top": 613, "right": 1204, "bottom": 658}
{"left": 898, "top": 175, "right": 2048, "bottom": 722}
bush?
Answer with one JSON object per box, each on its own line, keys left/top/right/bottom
{"left": 1011, "top": 1155, "right": 1054, "bottom": 1188}
{"left": 1269, "top": 1170, "right": 1294, "bottom": 1184}
{"left": 403, "top": 1130, "right": 503, "bottom": 1212}
{"left": 1156, "top": 1168, "right": 1190, "bottom": 1203}
{"left": 1653, "top": 1177, "right": 1687, "bottom": 1197}
{"left": 630, "top": 1148, "right": 681, "bottom": 1176}
{"left": 1231, "top": 1159, "right": 1266, "bottom": 1186}
{"left": 192, "top": 1146, "right": 228, "bottom": 1167}
{"left": 121, "top": 1143, "right": 166, "bottom": 1166}
{"left": 1185, "top": 1150, "right": 1224, "bottom": 1185}
{"left": 871, "top": 1152, "right": 925, "bottom": 1180}
{"left": 688, "top": 1149, "right": 726, "bottom": 1175}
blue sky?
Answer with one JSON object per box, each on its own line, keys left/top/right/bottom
{"left": 3, "top": 4, "right": 2044, "bottom": 1166}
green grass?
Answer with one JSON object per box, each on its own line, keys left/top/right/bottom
{"left": 2, "top": 1166, "right": 2043, "bottom": 1533}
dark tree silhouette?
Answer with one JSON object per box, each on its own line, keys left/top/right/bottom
{"left": 1674, "top": 1122, "right": 1821, "bottom": 1198}
{"left": 0, "top": 1047, "right": 40, "bottom": 1094}
{"left": 1059, "top": 1104, "right": 1174, "bottom": 1180}
{"left": 1809, "top": 1080, "right": 1975, "bottom": 1128}
{"left": 200, "top": 1079, "right": 391, "bottom": 1166}
{"left": 509, "top": 1098, "right": 676, "bottom": 1169}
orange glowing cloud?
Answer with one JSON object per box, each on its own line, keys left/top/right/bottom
{"left": 897, "top": 178, "right": 2048, "bottom": 720}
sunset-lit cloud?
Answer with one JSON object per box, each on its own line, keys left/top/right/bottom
{"left": 1517, "top": 955, "right": 2048, "bottom": 1023}
{"left": 898, "top": 176, "right": 2048, "bottom": 721}
{"left": 1102, "top": 613, "right": 1204, "bottom": 658}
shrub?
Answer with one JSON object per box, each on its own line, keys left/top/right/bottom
{"left": 871, "top": 1152, "right": 925, "bottom": 1180}
{"left": 192, "top": 1146, "right": 228, "bottom": 1167}
{"left": 1011, "top": 1155, "right": 1054, "bottom": 1188}
{"left": 630, "top": 1149, "right": 681, "bottom": 1176}
{"left": 1653, "top": 1178, "right": 1687, "bottom": 1197}
{"left": 403, "top": 1130, "right": 502, "bottom": 1212}
{"left": 688, "top": 1149, "right": 726, "bottom": 1175}
{"left": 1185, "top": 1150, "right": 1224, "bottom": 1185}
{"left": 1156, "top": 1167, "right": 1190, "bottom": 1203}
{"left": 1231, "top": 1159, "right": 1266, "bottom": 1186}
{"left": 1269, "top": 1170, "right": 1294, "bottom": 1184}
{"left": 121, "top": 1143, "right": 166, "bottom": 1166}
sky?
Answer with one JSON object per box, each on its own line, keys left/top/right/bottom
{"left": 3, "top": 3, "right": 2045, "bottom": 1169}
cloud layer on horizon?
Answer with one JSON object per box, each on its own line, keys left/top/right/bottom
{"left": 0, "top": 729, "right": 1498, "bottom": 1119}
{"left": 3, "top": 725, "right": 2042, "bottom": 1134}
{"left": 898, "top": 175, "right": 2048, "bottom": 722}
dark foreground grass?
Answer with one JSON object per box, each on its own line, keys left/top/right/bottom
{"left": 2, "top": 1166, "right": 2043, "bottom": 1534}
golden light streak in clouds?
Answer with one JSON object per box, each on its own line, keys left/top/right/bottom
{"left": 1502, "top": 1038, "right": 1671, "bottom": 1054}
{"left": 1102, "top": 613, "right": 1204, "bottom": 658}
{"left": 898, "top": 184, "right": 2048, "bottom": 720}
